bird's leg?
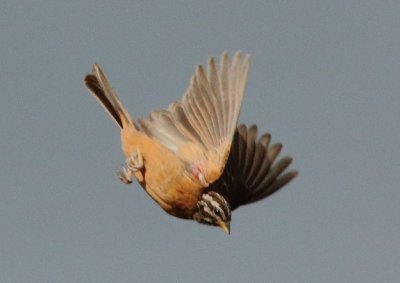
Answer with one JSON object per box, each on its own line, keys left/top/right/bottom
{"left": 190, "top": 161, "right": 209, "bottom": 187}
{"left": 127, "top": 148, "right": 144, "bottom": 172}
{"left": 116, "top": 148, "right": 144, "bottom": 184}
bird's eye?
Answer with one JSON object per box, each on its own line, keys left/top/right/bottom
{"left": 214, "top": 208, "right": 221, "bottom": 216}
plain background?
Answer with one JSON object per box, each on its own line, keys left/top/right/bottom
{"left": 1, "top": 1, "right": 399, "bottom": 282}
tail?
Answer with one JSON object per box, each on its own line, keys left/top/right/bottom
{"left": 84, "top": 64, "right": 138, "bottom": 130}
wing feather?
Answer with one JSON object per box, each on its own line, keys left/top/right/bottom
{"left": 138, "top": 51, "right": 250, "bottom": 183}
{"left": 214, "top": 124, "right": 298, "bottom": 210}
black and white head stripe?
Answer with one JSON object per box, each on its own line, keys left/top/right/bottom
{"left": 193, "top": 191, "right": 231, "bottom": 226}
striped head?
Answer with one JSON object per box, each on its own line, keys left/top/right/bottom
{"left": 193, "top": 191, "right": 231, "bottom": 234}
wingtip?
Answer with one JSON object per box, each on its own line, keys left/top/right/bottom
{"left": 249, "top": 124, "right": 258, "bottom": 133}
{"left": 281, "top": 170, "right": 299, "bottom": 186}
{"left": 91, "top": 63, "right": 100, "bottom": 73}
{"left": 232, "top": 50, "right": 251, "bottom": 62}
{"left": 281, "top": 156, "right": 293, "bottom": 164}
{"left": 233, "top": 50, "right": 242, "bottom": 59}
{"left": 221, "top": 51, "right": 229, "bottom": 63}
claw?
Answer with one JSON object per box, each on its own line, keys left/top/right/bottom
{"left": 190, "top": 163, "right": 209, "bottom": 187}
{"left": 116, "top": 166, "right": 132, "bottom": 184}
{"left": 116, "top": 148, "right": 144, "bottom": 184}
{"left": 197, "top": 172, "right": 209, "bottom": 187}
{"left": 127, "top": 148, "right": 143, "bottom": 172}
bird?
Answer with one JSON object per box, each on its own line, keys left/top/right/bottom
{"left": 84, "top": 51, "right": 297, "bottom": 234}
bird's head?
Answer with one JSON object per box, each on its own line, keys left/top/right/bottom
{"left": 193, "top": 191, "right": 231, "bottom": 234}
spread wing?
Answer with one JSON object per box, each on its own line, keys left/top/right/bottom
{"left": 138, "top": 52, "right": 250, "bottom": 183}
{"left": 209, "top": 124, "right": 298, "bottom": 210}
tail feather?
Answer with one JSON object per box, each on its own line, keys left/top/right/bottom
{"left": 84, "top": 64, "right": 137, "bottom": 130}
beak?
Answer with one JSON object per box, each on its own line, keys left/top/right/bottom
{"left": 218, "top": 221, "right": 230, "bottom": 234}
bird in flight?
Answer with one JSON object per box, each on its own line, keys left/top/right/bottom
{"left": 84, "top": 51, "right": 297, "bottom": 234}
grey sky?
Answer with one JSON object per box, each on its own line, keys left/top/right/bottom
{"left": 1, "top": 1, "right": 399, "bottom": 282}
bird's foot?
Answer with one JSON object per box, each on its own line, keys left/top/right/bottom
{"left": 116, "top": 149, "right": 144, "bottom": 184}
{"left": 127, "top": 148, "right": 143, "bottom": 172}
{"left": 190, "top": 162, "right": 209, "bottom": 187}
{"left": 116, "top": 166, "right": 133, "bottom": 184}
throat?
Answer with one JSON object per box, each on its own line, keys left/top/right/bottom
{"left": 168, "top": 205, "right": 197, "bottom": 220}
